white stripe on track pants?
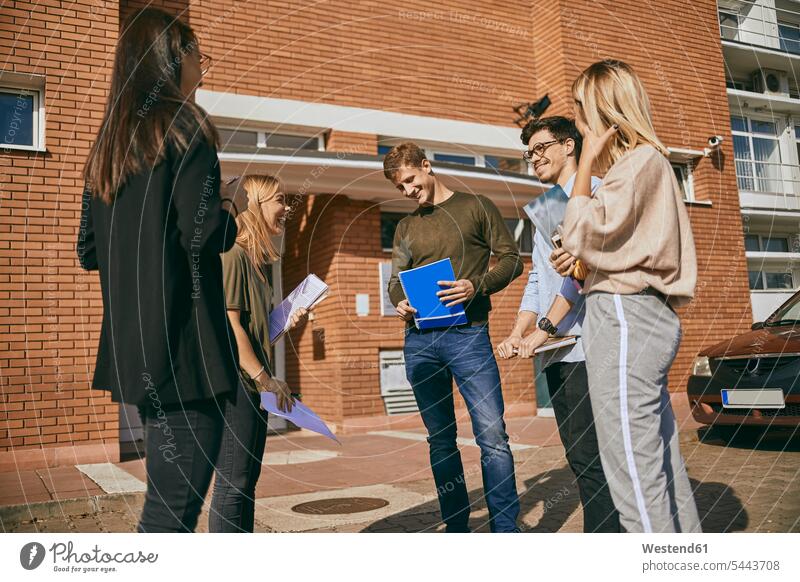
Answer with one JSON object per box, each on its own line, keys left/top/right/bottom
{"left": 583, "top": 292, "right": 701, "bottom": 533}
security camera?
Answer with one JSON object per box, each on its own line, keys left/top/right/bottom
{"left": 703, "top": 135, "right": 724, "bottom": 157}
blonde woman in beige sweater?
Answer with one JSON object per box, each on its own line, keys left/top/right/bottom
{"left": 551, "top": 60, "right": 701, "bottom": 533}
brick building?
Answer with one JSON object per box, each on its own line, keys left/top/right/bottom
{"left": 0, "top": 0, "right": 753, "bottom": 469}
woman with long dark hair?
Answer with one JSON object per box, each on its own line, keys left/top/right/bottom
{"left": 77, "top": 8, "right": 247, "bottom": 533}
{"left": 554, "top": 60, "right": 701, "bottom": 533}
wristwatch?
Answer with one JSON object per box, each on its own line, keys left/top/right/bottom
{"left": 537, "top": 317, "right": 558, "bottom": 336}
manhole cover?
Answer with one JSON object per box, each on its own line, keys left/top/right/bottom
{"left": 291, "top": 497, "right": 390, "bottom": 515}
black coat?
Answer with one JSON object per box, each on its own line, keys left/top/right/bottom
{"left": 77, "top": 136, "right": 239, "bottom": 406}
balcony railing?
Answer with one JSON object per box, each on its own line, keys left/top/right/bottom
{"left": 720, "top": 0, "right": 800, "bottom": 55}
{"left": 736, "top": 159, "right": 800, "bottom": 209}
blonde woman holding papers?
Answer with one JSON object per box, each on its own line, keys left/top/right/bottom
{"left": 553, "top": 60, "right": 701, "bottom": 533}
{"left": 210, "top": 175, "right": 308, "bottom": 533}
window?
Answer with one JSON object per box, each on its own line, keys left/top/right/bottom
{"left": 731, "top": 116, "right": 783, "bottom": 193}
{"left": 1, "top": 81, "right": 44, "bottom": 151}
{"left": 504, "top": 218, "right": 533, "bottom": 255}
{"left": 795, "top": 125, "right": 800, "bottom": 170}
{"left": 217, "top": 127, "right": 321, "bottom": 152}
{"left": 764, "top": 237, "right": 790, "bottom": 252}
{"left": 719, "top": 10, "right": 739, "bottom": 40}
{"left": 218, "top": 128, "right": 258, "bottom": 148}
{"left": 485, "top": 155, "right": 526, "bottom": 174}
{"left": 377, "top": 144, "right": 392, "bottom": 156}
{"left": 744, "top": 233, "right": 791, "bottom": 253}
{"left": 765, "top": 272, "right": 794, "bottom": 289}
{"left": 779, "top": 22, "right": 800, "bottom": 55}
{"left": 749, "top": 270, "right": 794, "bottom": 290}
{"left": 431, "top": 152, "right": 476, "bottom": 166}
{"left": 380, "top": 212, "right": 406, "bottom": 251}
{"left": 671, "top": 163, "right": 694, "bottom": 201}
{"left": 265, "top": 132, "right": 318, "bottom": 151}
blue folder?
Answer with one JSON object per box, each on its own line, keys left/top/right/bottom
{"left": 398, "top": 258, "right": 469, "bottom": 330}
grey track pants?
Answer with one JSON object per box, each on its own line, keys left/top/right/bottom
{"left": 583, "top": 292, "right": 702, "bottom": 533}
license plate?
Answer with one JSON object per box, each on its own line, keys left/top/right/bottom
{"left": 721, "top": 389, "right": 785, "bottom": 409}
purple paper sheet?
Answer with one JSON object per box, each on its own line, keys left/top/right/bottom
{"left": 260, "top": 392, "right": 340, "bottom": 444}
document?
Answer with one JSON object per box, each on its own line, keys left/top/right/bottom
{"left": 398, "top": 258, "right": 469, "bottom": 330}
{"left": 522, "top": 184, "right": 569, "bottom": 250}
{"left": 260, "top": 392, "right": 340, "bottom": 444}
{"left": 269, "top": 274, "right": 328, "bottom": 345}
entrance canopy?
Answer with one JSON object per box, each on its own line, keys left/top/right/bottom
{"left": 218, "top": 147, "right": 547, "bottom": 213}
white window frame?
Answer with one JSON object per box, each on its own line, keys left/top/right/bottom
{"left": 0, "top": 77, "right": 46, "bottom": 153}
{"left": 718, "top": 8, "right": 740, "bottom": 41}
{"left": 217, "top": 125, "right": 324, "bottom": 151}
{"left": 670, "top": 162, "right": 695, "bottom": 202}
{"left": 778, "top": 20, "right": 800, "bottom": 54}
{"left": 731, "top": 114, "right": 784, "bottom": 194}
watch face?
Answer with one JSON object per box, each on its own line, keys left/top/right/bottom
{"left": 538, "top": 318, "right": 556, "bottom": 334}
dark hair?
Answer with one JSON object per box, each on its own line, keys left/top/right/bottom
{"left": 84, "top": 8, "right": 218, "bottom": 203}
{"left": 382, "top": 141, "right": 428, "bottom": 181}
{"left": 520, "top": 116, "right": 583, "bottom": 161}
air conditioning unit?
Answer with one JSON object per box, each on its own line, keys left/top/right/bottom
{"left": 751, "top": 69, "right": 790, "bottom": 96}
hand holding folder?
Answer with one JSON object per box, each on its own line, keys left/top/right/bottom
{"left": 398, "top": 259, "right": 469, "bottom": 330}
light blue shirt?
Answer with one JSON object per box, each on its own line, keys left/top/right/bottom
{"left": 519, "top": 173, "right": 601, "bottom": 366}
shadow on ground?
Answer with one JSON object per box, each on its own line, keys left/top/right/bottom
{"left": 697, "top": 426, "right": 800, "bottom": 453}
{"left": 361, "top": 466, "right": 747, "bottom": 533}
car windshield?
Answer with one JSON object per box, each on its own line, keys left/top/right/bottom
{"left": 766, "top": 292, "right": 800, "bottom": 326}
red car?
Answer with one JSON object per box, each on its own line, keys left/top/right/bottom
{"left": 687, "top": 291, "right": 800, "bottom": 430}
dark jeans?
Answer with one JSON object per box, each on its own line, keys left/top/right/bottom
{"left": 545, "top": 360, "right": 621, "bottom": 532}
{"left": 209, "top": 383, "right": 269, "bottom": 532}
{"left": 404, "top": 325, "right": 520, "bottom": 533}
{"left": 137, "top": 397, "right": 226, "bottom": 533}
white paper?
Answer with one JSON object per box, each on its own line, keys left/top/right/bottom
{"left": 269, "top": 274, "right": 328, "bottom": 344}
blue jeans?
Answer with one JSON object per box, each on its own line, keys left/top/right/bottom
{"left": 403, "top": 325, "right": 520, "bottom": 532}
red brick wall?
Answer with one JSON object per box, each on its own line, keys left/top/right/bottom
{"left": 0, "top": 0, "right": 119, "bottom": 466}
{"left": 190, "top": 0, "right": 534, "bottom": 127}
{"left": 528, "top": 0, "right": 753, "bottom": 392}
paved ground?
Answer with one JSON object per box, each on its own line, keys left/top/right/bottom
{"left": 1, "top": 398, "right": 799, "bottom": 533}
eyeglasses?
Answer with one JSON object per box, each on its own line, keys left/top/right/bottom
{"left": 199, "top": 52, "right": 212, "bottom": 76}
{"left": 522, "top": 139, "right": 562, "bottom": 163}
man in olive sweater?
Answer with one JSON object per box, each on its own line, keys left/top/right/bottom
{"left": 384, "top": 142, "right": 524, "bottom": 533}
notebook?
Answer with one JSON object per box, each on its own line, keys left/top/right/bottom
{"left": 398, "top": 258, "right": 469, "bottom": 330}
{"left": 269, "top": 274, "right": 328, "bottom": 344}
{"left": 510, "top": 335, "right": 578, "bottom": 356}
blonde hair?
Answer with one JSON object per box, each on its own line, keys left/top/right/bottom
{"left": 572, "top": 60, "right": 668, "bottom": 172}
{"left": 235, "top": 175, "right": 282, "bottom": 279}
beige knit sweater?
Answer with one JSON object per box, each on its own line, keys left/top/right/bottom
{"left": 562, "top": 144, "right": 697, "bottom": 307}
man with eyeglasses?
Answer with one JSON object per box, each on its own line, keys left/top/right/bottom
{"left": 497, "top": 116, "right": 620, "bottom": 532}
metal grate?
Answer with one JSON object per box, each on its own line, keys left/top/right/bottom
{"left": 710, "top": 403, "right": 800, "bottom": 417}
{"left": 713, "top": 356, "right": 795, "bottom": 377}
{"left": 379, "top": 350, "right": 419, "bottom": 416}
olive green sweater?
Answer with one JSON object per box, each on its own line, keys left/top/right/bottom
{"left": 388, "top": 191, "right": 523, "bottom": 325}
